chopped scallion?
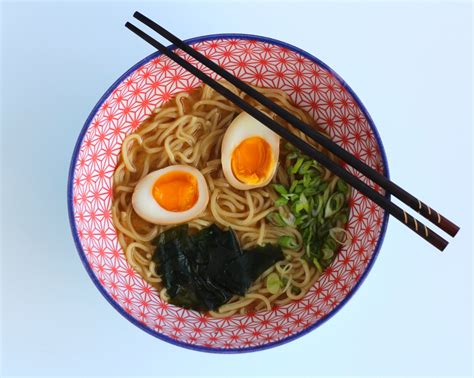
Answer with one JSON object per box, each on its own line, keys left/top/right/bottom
{"left": 291, "top": 157, "right": 304, "bottom": 174}
{"left": 266, "top": 273, "right": 282, "bottom": 294}
{"left": 299, "top": 160, "right": 313, "bottom": 174}
{"left": 337, "top": 179, "right": 349, "bottom": 195}
{"left": 266, "top": 212, "right": 287, "bottom": 227}
{"left": 324, "top": 192, "right": 345, "bottom": 218}
{"left": 312, "top": 258, "right": 323, "bottom": 273}
{"left": 278, "top": 235, "right": 300, "bottom": 250}
{"left": 275, "top": 197, "right": 288, "bottom": 207}
{"left": 267, "top": 145, "right": 351, "bottom": 272}
{"left": 273, "top": 184, "right": 288, "bottom": 196}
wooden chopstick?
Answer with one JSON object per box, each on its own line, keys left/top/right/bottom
{"left": 125, "top": 21, "right": 449, "bottom": 251}
{"left": 133, "top": 11, "right": 460, "bottom": 239}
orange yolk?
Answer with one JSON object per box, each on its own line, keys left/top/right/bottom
{"left": 152, "top": 171, "right": 198, "bottom": 212}
{"left": 231, "top": 137, "right": 273, "bottom": 184}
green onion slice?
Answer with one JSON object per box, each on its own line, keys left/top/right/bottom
{"left": 273, "top": 184, "right": 288, "bottom": 196}
{"left": 266, "top": 273, "right": 282, "bottom": 294}
{"left": 324, "top": 192, "right": 345, "bottom": 218}
{"left": 312, "top": 258, "right": 323, "bottom": 273}
{"left": 266, "top": 213, "right": 287, "bottom": 227}
{"left": 278, "top": 235, "right": 300, "bottom": 250}
{"left": 291, "top": 157, "right": 305, "bottom": 174}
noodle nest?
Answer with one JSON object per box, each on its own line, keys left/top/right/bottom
{"left": 112, "top": 82, "right": 329, "bottom": 316}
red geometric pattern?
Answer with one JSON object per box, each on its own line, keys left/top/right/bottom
{"left": 71, "top": 37, "right": 386, "bottom": 350}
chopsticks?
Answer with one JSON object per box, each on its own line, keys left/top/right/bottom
{"left": 125, "top": 15, "right": 459, "bottom": 251}
{"left": 132, "top": 11, "right": 460, "bottom": 239}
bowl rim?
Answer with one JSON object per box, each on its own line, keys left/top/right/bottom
{"left": 67, "top": 33, "right": 390, "bottom": 353}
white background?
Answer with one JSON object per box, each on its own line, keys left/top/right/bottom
{"left": 1, "top": 1, "right": 472, "bottom": 377}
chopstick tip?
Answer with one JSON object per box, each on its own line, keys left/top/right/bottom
{"left": 451, "top": 225, "right": 460, "bottom": 237}
{"left": 439, "top": 240, "right": 448, "bottom": 252}
{"left": 133, "top": 11, "right": 146, "bottom": 20}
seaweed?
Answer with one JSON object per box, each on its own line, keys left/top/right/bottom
{"left": 217, "top": 244, "right": 284, "bottom": 295}
{"left": 152, "top": 224, "right": 284, "bottom": 311}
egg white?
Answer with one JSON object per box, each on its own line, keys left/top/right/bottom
{"left": 221, "top": 112, "right": 280, "bottom": 190}
{"left": 132, "top": 165, "right": 209, "bottom": 225}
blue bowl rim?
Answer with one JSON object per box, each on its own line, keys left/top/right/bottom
{"left": 67, "top": 32, "right": 390, "bottom": 354}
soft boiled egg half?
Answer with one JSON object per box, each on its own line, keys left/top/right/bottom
{"left": 132, "top": 165, "right": 209, "bottom": 225}
{"left": 221, "top": 112, "right": 280, "bottom": 190}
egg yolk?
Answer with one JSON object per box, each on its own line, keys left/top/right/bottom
{"left": 152, "top": 171, "right": 198, "bottom": 212}
{"left": 231, "top": 137, "right": 273, "bottom": 185}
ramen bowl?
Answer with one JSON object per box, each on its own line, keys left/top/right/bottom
{"left": 68, "top": 34, "right": 389, "bottom": 352}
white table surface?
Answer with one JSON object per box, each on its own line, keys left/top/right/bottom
{"left": 1, "top": 1, "right": 472, "bottom": 377}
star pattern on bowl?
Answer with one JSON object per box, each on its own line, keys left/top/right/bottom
{"left": 71, "top": 36, "right": 386, "bottom": 351}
